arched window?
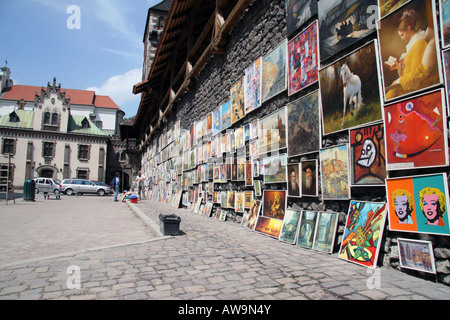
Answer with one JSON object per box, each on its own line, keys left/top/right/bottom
{"left": 51, "top": 112, "right": 58, "bottom": 125}
{"left": 44, "top": 112, "right": 51, "bottom": 124}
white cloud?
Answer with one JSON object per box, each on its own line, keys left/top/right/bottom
{"left": 86, "top": 68, "right": 142, "bottom": 116}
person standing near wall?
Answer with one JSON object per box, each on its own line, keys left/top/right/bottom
{"left": 112, "top": 172, "right": 120, "bottom": 202}
{"left": 135, "top": 171, "right": 146, "bottom": 200}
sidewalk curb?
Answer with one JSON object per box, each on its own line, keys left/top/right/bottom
{"left": 126, "top": 201, "right": 165, "bottom": 238}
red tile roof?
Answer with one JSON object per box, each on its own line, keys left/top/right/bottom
{"left": 1, "top": 85, "right": 121, "bottom": 111}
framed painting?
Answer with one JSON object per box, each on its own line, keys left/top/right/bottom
{"left": 339, "top": 201, "right": 387, "bottom": 268}
{"left": 313, "top": 212, "right": 339, "bottom": 253}
{"left": 235, "top": 191, "right": 245, "bottom": 213}
{"left": 254, "top": 180, "right": 262, "bottom": 197}
{"left": 237, "top": 156, "right": 246, "bottom": 181}
{"left": 319, "top": 144, "right": 350, "bottom": 200}
{"left": 287, "top": 163, "right": 301, "bottom": 198}
{"left": 286, "top": 0, "right": 318, "bottom": 38}
{"left": 262, "top": 190, "right": 287, "bottom": 220}
{"left": 246, "top": 199, "right": 262, "bottom": 230}
{"left": 241, "top": 211, "right": 250, "bottom": 227}
{"left": 319, "top": 40, "right": 383, "bottom": 135}
{"left": 254, "top": 216, "right": 284, "bottom": 238}
{"left": 250, "top": 120, "right": 258, "bottom": 140}
{"left": 258, "top": 107, "right": 287, "bottom": 155}
{"left": 441, "top": 0, "right": 450, "bottom": 48}
{"left": 221, "top": 190, "right": 228, "bottom": 208}
{"left": 244, "top": 57, "right": 262, "bottom": 114}
{"left": 377, "top": 0, "right": 442, "bottom": 102}
{"left": 350, "top": 123, "right": 386, "bottom": 186}
{"left": 383, "top": 89, "right": 448, "bottom": 170}
{"left": 398, "top": 238, "right": 436, "bottom": 274}
{"left": 301, "top": 159, "right": 318, "bottom": 197}
{"left": 244, "top": 191, "right": 253, "bottom": 209}
{"left": 287, "top": 90, "right": 321, "bottom": 156}
{"left": 318, "top": 0, "right": 377, "bottom": 62}
{"left": 262, "top": 40, "right": 287, "bottom": 102}
{"left": 296, "top": 211, "right": 318, "bottom": 249}
{"left": 288, "top": 21, "right": 319, "bottom": 96}
{"left": 227, "top": 190, "right": 235, "bottom": 209}
{"left": 443, "top": 48, "right": 450, "bottom": 115}
{"left": 245, "top": 161, "right": 253, "bottom": 186}
{"left": 221, "top": 100, "right": 232, "bottom": 130}
{"left": 386, "top": 173, "right": 450, "bottom": 236}
{"left": 378, "top": 0, "right": 411, "bottom": 18}
{"left": 231, "top": 77, "right": 245, "bottom": 124}
{"left": 279, "top": 209, "right": 302, "bottom": 244}
{"left": 205, "top": 113, "right": 212, "bottom": 135}
{"left": 212, "top": 107, "right": 222, "bottom": 136}
{"left": 235, "top": 126, "right": 245, "bottom": 149}
{"left": 262, "top": 153, "right": 287, "bottom": 184}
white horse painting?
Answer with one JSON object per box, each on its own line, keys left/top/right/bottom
{"left": 339, "top": 63, "right": 363, "bottom": 126}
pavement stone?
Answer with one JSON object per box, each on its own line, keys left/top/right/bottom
{"left": 0, "top": 196, "right": 449, "bottom": 303}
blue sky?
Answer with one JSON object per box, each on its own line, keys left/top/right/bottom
{"left": 0, "top": 0, "right": 162, "bottom": 118}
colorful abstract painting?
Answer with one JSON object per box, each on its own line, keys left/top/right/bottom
{"left": 288, "top": 21, "right": 319, "bottom": 96}
{"left": 212, "top": 107, "right": 221, "bottom": 136}
{"left": 386, "top": 173, "right": 450, "bottom": 236}
{"left": 231, "top": 77, "right": 245, "bottom": 124}
{"left": 262, "top": 40, "right": 287, "bottom": 102}
{"left": 244, "top": 57, "right": 262, "bottom": 114}
{"left": 383, "top": 89, "right": 448, "bottom": 170}
{"left": 221, "top": 100, "right": 232, "bottom": 130}
{"left": 350, "top": 123, "right": 386, "bottom": 186}
{"left": 339, "top": 201, "right": 387, "bottom": 268}
{"left": 320, "top": 144, "right": 350, "bottom": 200}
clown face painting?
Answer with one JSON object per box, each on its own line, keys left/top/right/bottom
{"left": 383, "top": 89, "right": 448, "bottom": 170}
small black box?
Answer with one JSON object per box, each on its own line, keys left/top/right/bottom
{"left": 159, "top": 214, "right": 181, "bottom": 236}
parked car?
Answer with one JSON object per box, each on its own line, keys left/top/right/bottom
{"left": 60, "top": 179, "right": 112, "bottom": 196}
{"left": 92, "top": 181, "right": 113, "bottom": 195}
{"left": 34, "top": 178, "right": 62, "bottom": 195}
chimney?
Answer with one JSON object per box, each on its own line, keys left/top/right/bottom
{"left": 17, "top": 98, "right": 26, "bottom": 110}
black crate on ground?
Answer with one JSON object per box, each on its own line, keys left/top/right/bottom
{"left": 159, "top": 214, "right": 181, "bottom": 236}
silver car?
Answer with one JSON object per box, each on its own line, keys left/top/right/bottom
{"left": 60, "top": 179, "right": 112, "bottom": 196}
{"left": 34, "top": 178, "right": 62, "bottom": 195}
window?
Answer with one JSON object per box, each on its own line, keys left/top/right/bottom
{"left": 81, "top": 118, "right": 90, "bottom": 129}
{"left": 77, "top": 169, "right": 88, "bottom": 179}
{"left": 78, "top": 145, "right": 89, "bottom": 160}
{"left": 44, "top": 112, "right": 51, "bottom": 125}
{"left": 9, "top": 112, "right": 20, "bottom": 123}
{"left": 43, "top": 142, "right": 54, "bottom": 158}
{"left": 95, "top": 121, "right": 103, "bottom": 130}
{"left": 2, "top": 139, "right": 15, "bottom": 154}
{"left": 51, "top": 113, "right": 58, "bottom": 125}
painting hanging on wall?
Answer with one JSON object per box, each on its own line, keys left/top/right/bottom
{"left": 320, "top": 144, "right": 350, "bottom": 200}
{"left": 443, "top": 48, "right": 450, "bottom": 114}
{"left": 318, "top": 0, "right": 377, "bottom": 63}
{"left": 398, "top": 238, "right": 436, "bottom": 274}
{"left": 263, "top": 154, "right": 287, "bottom": 184}
{"left": 378, "top": 0, "right": 411, "bottom": 18}
{"left": 235, "top": 192, "right": 245, "bottom": 213}
{"left": 378, "top": 0, "right": 442, "bottom": 102}
{"left": 285, "top": 0, "right": 318, "bottom": 38}
{"left": 319, "top": 40, "right": 383, "bottom": 135}
{"left": 287, "top": 163, "right": 301, "bottom": 197}
{"left": 297, "top": 211, "right": 318, "bottom": 249}
{"left": 287, "top": 90, "right": 321, "bottom": 157}
{"left": 350, "top": 123, "right": 386, "bottom": 186}
{"left": 288, "top": 21, "right": 319, "bottom": 96}
{"left": 301, "top": 160, "right": 318, "bottom": 197}
{"left": 441, "top": 0, "right": 450, "bottom": 48}
{"left": 221, "top": 100, "right": 232, "bottom": 130}
{"left": 339, "top": 201, "right": 387, "bottom": 268}
{"left": 386, "top": 173, "right": 450, "bottom": 236}
{"left": 279, "top": 209, "right": 302, "bottom": 244}
{"left": 262, "top": 40, "right": 287, "bottom": 102}
{"left": 246, "top": 199, "right": 261, "bottom": 230}
{"left": 258, "top": 107, "right": 287, "bottom": 155}
{"left": 383, "top": 89, "right": 448, "bottom": 171}
{"left": 231, "top": 78, "right": 245, "bottom": 124}
{"left": 212, "top": 107, "right": 222, "bottom": 136}
{"left": 244, "top": 57, "right": 262, "bottom": 114}
{"left": 313, "top": 212, "right": 339, "bottom": 253}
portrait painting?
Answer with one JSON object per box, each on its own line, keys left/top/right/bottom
{"left": 319, "top": 41, "right": 383, "bottom": 135}
{"left": 350, "top": 123, "right": 386, "bottom": 186}
{"left": 244, "top": 57, "right": 262, "bottom": 114}
{"left": 279, "top": 209, "right": 302, "bottom": 244}
{"left": 320, "top": 144, "right": 350, "bottom": 200}
{"left": 263, "top": 154, "right": 287, "bottom": 184}
{"left": 441, "top": 0, "right": 450, "bottom": 48}
{"left": 383, "top": 89, "right": 448, "bottom": 170}
{"left": 221, "top": 100, "right": 232, "bottom": 130}
{"left": 262, "top": 190, "right": 287, "bottom": 220}
{"left": 339, "top": 201, "right": 387, "bottom": 268}
{"left": 231, "top": 77, "right": 245, "bottom": 124}
{"left": 287, "top": 163, "right": 301, "bottom": 197}
{"left": 386, "top": 173, "right": 450, "bottom": 236}
{"left": 398, "top": 238, "right": 436, "bottom": 274}
{"left": 258, "top": 107, "right": 287, "bottom": 155}
{"left": 286, "top": 0, "right": 318, "bottom": 37}
{"left": 212, "top": 107, "right": 222, "bottom": 136}
{"left": 287, "top": 90, "right": 320, "bottom": 156}
{"left": 313, "top": 212, "right": 339, "bottom": 253}
{"left": 246, "top": 199, "right": 262, "bottom": 230}
{"left": 318, "top": 0, "right": 377, "bottom": 62}
{"left": 301, "top": 159, "right": 318, "bottom": 197}
{"left": 288, "top": 21, "right": 319, "bottom": 96}
{"left": 296, "top": 211, "right": 318, "bottom": 249}
{"left": 262, "top": 40, "right": 287, "bottom": 102}
{"left": 378, "top": 0, "right": 442, "bottom": 102}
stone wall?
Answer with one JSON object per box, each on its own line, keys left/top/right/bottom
{"left": 152, "top": 0, "right": 450, "bottom": 286}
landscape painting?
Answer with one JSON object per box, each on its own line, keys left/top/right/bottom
{"left": 279, "top": 209, "right": 302, "bottom": 244}
{"left": 287, "top": 90, "right": 320, "bottom": 157}
{"left": 286, "top": 0, "right": 318, "bottom": 37}
{"left": 221, "top": 100, "right": 232, "bottom": 130}
{"left": 263, "top": 154, "right": 287, "bottom": 184}
{"left": 398, "top": 238, "right": 436, "bottom": 274}
{"left": 313, "top": 212, "right": 339, "bottom": 253}
{"left": 258, "top": 107, "right": 287, "bottom": 155}
{"left": 318, "top": 0, "right": 377, "bottom": 62}
{"left": 320, "top": 144, "right": 350, "bottom": 200}
{"left": 319, "top": 41, "right": 382, "bottom": 135}
{"left": 441, "top": 0, "right": 450, "bottom": 48}
{"left": 297, "top": 211, "right": 318, "bottom": 249}
{"left": 262, "top": 40, "right": 287, "bottom": 102}
{"left": 339, "top": 201, "right": 387, "bottom": 268}
{"left": 288, "top": 21, "right": 319, "bottom": 96}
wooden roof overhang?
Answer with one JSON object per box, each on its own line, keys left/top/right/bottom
{"left": 132, "top": 0, "right": 253, "bottom": 149}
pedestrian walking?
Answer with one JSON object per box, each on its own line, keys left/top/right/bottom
{"left": 112, "top": 172, "right": 120, "bottom": 202}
